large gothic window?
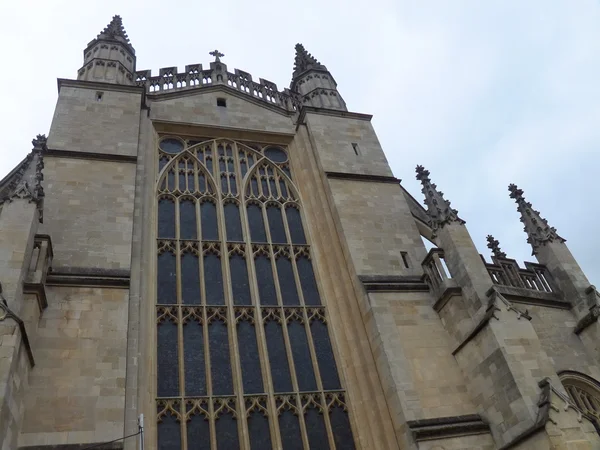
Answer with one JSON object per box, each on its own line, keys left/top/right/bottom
{"left": 156, "top": 137, "right": 356, "bottom": 449}
{"left": 560, "top": 371, "right": 600, "bottom": 427}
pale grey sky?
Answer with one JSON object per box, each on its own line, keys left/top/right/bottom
{"left": 2, "top": 0, "right": 599, "bottom": 283}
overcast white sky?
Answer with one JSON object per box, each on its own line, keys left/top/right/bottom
{"left": 1, "top": 0, "right": 599, "bottom": 283}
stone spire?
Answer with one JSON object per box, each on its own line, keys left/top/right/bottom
{"left": 97, "top": 15, "right": 133, "bottom": 52}
{"left": 292, "top": 44, "right": 327, "bottom": 79}
{"left": 508, "top": 184, "right": 565, "bottom": 254}
{"left": 415, "top": 165, "right": 465, "bottom": 235}
{"left": 78, "top": 15, "right": 136, "bottom": 85}
{"left": 289, "top": 44, "right": 346, "bottom": 111}
{"left": 486, "top": 235, "right": 507, "bottom": 259}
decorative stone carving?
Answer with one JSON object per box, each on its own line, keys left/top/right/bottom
{"left": 486, "top": 235, "right": 507, "bottom": 259}
{"left": 508, "top": 184, "right": 565, "bottom": 255}
{"left": 292, "top": 43, "right": 327, "bottom": 79}
{"left": 415, "top": 165, "right": 465, "bottom": 236}
{"left": 97, "top": 15, "right": 132, "bottom": 49}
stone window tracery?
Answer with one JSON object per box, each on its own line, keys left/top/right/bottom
{"left": 560, "top": 371, "right": 600, "bottom": 423}
{"left": 155, "top": 137, "right": 356, "bottom": 449}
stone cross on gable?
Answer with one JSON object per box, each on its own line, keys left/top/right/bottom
{"left": 209, "top": 50, "right": 224, "bottom": 62}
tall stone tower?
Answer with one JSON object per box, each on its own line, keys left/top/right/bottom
{"left": 1, "top": 14, "right": 600, "bottom": 450}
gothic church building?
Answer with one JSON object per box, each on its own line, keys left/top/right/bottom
{"left": 1, "top": 15, "right": 600, "bottom": 450}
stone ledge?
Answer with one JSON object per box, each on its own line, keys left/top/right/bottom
{"left": 487, "top": 285, "right": 570, "bottom": 309}
{"left": 407, "top": 414, "right": 490, "bottom": 441}
{"left": 46, "top": 149, "right": 137, "bottom": 163}
{"left": 46, "top": 267, "right": 130, "bottom": 289}
{"left": 325, "top": 171, "right": 401, "bottom": 184}
{"left": 359, "top": 275, "right": 429, "bottom": 292}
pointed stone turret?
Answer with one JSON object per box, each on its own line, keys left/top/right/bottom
{"left": 290, "top": 43, "right": 346, "bottom": 111}
{"left": 415, "top": 165, "right": 465, "bottom": 236}
{"left": 77, "top": 15, "right": 136, "bottom": 85}
{"left": 508, "top": 184, "right": 565, "bottom": 255}
{"left": 486, "top": 235, "right": 507, "bottom": 259}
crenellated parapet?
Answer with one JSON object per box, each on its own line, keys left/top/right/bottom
{"left": 135, "top": 60, "right": 302, "bottom": 112}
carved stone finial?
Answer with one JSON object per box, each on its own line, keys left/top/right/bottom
{"left": 486, "top": 235, "right": 507, "bottom": 259}
{"left": 98, "top": 15, "right": 130, "bottom": 45}
{"left": 32, "top": 134, "right": 47, "bottom": 152}
{"left": 415, "top": 165, "right": 465, "bottom": 236}
{"left": 292, "top": 43, "right": 327, "bottom": 79}
{"left": 209, "top": 49, "right": 224, "bottom": 62}
{"left": 508, "top": 183, "right": 565, "bottom": 255}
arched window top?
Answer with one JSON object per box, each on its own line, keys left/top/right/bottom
{"left": 560, "top": 371, "right": 600, "bottom": 421}
{"left": 159, "top": 136, "right": 185, "bottom": 154}
{"left": 157, "top": 150, "right": 217, "bottom": 197}
{"left": 243, "top": 159, "right": 299, "bottom": 203}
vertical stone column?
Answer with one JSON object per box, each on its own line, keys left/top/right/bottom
{"left": 0, "top": 199, "right": 39, "bottom": 450}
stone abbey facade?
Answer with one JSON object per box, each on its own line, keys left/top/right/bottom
{"left": 1, "top": 14, "right": 600, "bottom": 450}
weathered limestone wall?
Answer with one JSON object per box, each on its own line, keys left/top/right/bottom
{"left": 304, "top": 113, "right": 393, "bottom": 176}
{"left": 149, "top": 91, "right": 295, "bottom": 134}
{"left": 528, "top": 305, "right": 600, "bottom": 377}
{"left": 328, "top": 179, "right": 427, "bottom": 277}
{"left": 366, "top": 291, "right": 477, "bottom": 422}
{"left": 47, "top": 85, "right": 142, "bottom": 157}
{"left": 19, "top": 286, "right": 129, "bottom": 448}
{"left": 41, "top": 157, "right": 135, "bottom": 269}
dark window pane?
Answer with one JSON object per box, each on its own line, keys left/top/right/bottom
{"left": 206, "top": 157, "right": 213, "bottom": 174}
{"left": 215, "top": 409, "right": 239, "bottom": 450}
{"left": 267, "top": 206, "right": 287, "bottom": 243}
{"left": 179, "top": 200, "right": 197, "bottom": 240}
{"left": 264, "top": 320, "right": 292, "bottom": 392}
{"left": 224, "top": 203, "right": 243, "bottom": 241}
{"left": 204, "top": 254, "right": 224, "bottom": 305}
{"left": 276, "top": 257, "right": 300, "bottom": 305}
{"left": 279, "top": 409, "right": 303, "bottom": 450}
{"left": 157, "top": 318, "right": 179, "bottom": 396}
{"left": 311, "top": 319, "right": 341, "bottom": 390}
{"left": 255, "top": 255, "right": 277, "bottom": 306}
{"left": 159, "top": 156, "right": 169, "bottom": 172}
{"left": 247, "top": 154, "right": 255, "bottom": 167}
{"left": 157, "top": 252, "right": 177, "bottom": 304}
{"left": 282, "top": 166, "right": 292, "bottom": 180}
{"left": 219, "top": 158, "right": 226, "bottom": 173}
{"left": 248, "top": 409, "right": 272, "bottom": 450}
{"left": 261, "top": 178, "right": 269, "bottom": 197}
{"left": 227, "top": 159, "right": 235, "bottom": 172}
{"left": 157, "top": 411, "right": 182, "bottom": 450}
{"left": 179, "top": 171, "right": 186, "bottom": 191}
{"left": 305, "top": 406, "right": 330, "bottom": 450}
{"left": 186, "top": 411, "right": 211, "bottom": 450}
{"left": 264, "top": 147, "right": 288, "bottom": 162}
{"left": 158, "top": 199, "right": 175, "bottom": 238}
{"left": 288, "top": 320, "right": 317, "bottom": 391}
{"left": 198, "top": 174, "right": 206, "bottom": 192}
{"left": 221, "top": 175, "right": 228, "bottom": 193}
{"left": 286, "top": 207, "right": 306, "bottom": 244}
{"left": 297, "top": 256, "right": 320, "bottom": 306}
{"left": 168, "top": 171, "right": 175, "bottom": 191}
{"left": 160, "top": 138, "right": 184, "bottom": 154}
{"left": 230, "top": 254, "right": 251, "bottom": 306}
{"left": 279, "top": 180, "right": 288, "bottom": 198}
{"left": 240, "top": 160, "right": 247, "bottom": 178}
{"left": 230, "top": 175, "right": 237, "bottom": 195}
{"left": 181, "top": 253, "right": 201, "bottom": 305}
{"left": 184, "top": 317, "right": 206, "bottom": 395}
{"left": 247, "top": 204, "right": 267, "bottom": 242}
{"left": 269, "top": 177, "right": 278, "bottom": 197}
{"left": 250, "top": 177, "right": 259, "bottom": 196}
{"left": 187, "top": 172, "right": 195, "bottom": 192}
{"left": 237, "top": 320, "right": 263, "bottom": 393}
{"left": 209, "top": 318, "right": 233, "bottom": 395}
{"left": 330, "top": 405, "right": 356, "bottom": 450}
{"left": 201, "top": 201, "right": 218, "bottom": 241}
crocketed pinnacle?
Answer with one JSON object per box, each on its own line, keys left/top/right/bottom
{"left": 292, "top": 43, "right": 327, "bottom": 78}
{"left": 486, "top": 235, "right": 507, "bottom": 259}
{"left": 508, "top": 184, "right": 565, "bottom": 255}
{"left": 415, "top": 165, "right": 465, "bottom": 235}
{"left": 97, "top": 15, "right": 134, "bottom": 52}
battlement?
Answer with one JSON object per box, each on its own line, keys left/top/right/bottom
{"left": 134, "top": 64, "right": 302, "bottom": 112}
